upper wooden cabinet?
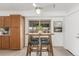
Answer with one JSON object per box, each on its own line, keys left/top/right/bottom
{"left": 4, "top": 16, "right": 11, "bottom": 27}
{"left": 0, "top": 16, "right": 4, "bottom": 27}
{"left": 10, "top": 15, "right": 20, "bottom": 27}
{"left": 0, "top": 16, "right": 11, "bottom": 27}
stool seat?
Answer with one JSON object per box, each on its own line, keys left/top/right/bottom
{"left": 31, "top": 38, "right": 39, "bottom": 45}
{"left": 41, "top": 38, "right": 49, "bottom": 45}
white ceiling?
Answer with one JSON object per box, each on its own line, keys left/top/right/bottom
{"left": 0, "top": 3, "right": 78, "bottom": 12}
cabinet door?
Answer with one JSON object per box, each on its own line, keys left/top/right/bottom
{"left": 0, "top": 16, "right": 4, "bottom": 27}
{"left": 10, "top": 15, "right": 20, "bottom": 27}
{"left": 2, "top": 36, "right": 10, "bottom": 49}
{"left": 0, "top": 37, "right": 2, "bottom": 48}
{"left": 4, "top": 16, "right": 11, "bottom": 27}
{"left": 10, "top": 28, "right": 20, "bottom": 49}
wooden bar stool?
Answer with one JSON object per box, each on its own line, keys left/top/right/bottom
{"left": 39, "top": 38, "right": 51, "bottom": 56}
{"left": 27, "top": 36, "right": 39, "bottom": 56}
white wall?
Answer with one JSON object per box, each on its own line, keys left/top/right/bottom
{"left": 0, "top": 10, "right": 64, "bottom": 47}
{"left": 64, "top": 8, "right": 79, "bottom": 55}
{"left": 52, "top": 17, "right": 64, "bottom": 46}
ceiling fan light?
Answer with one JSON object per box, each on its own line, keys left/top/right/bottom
{"left": 36, "top": 8, "right": 41, "bottom": 15}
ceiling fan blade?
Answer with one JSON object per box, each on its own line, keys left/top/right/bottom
{"left": 41, "top": 3, "right": 56, "bottom": 10}
{"left": 33, "top": 3, "right": 37, "bottom": 7}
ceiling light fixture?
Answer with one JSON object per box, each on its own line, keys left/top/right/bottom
{"left": 33, "top": 3, "right": 42, "bottom": 15}
{"left": 35, "top": 7, "right": 41, "bottom": 15}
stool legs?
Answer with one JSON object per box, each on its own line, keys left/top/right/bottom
{"left": 26, "top": 46, "right": 28, "bottom": 56}
{"left": 36, "top": 46, "right": 39, "bottom": 56}
{"left": 27, "top": 45, "right": 31, "bottom": 56}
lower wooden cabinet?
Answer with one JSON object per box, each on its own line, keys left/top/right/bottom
{"left": 2, "top": 36, "right": 10, "bottom": 49}
{"left": 0, "top": 37, "right": 2, "bottom": 49}
{"left": 0, "top": 34, "right": 23, "bottom": 49}
{"left": 10, "top": 27, "right": 20, "bottom": 49}
{"left": 0, "top": 36, "right": 10, "bottom": 49}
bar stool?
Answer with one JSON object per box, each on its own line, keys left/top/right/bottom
{"left": 27, "top": 36, "right": 39, "bottom": 56}
{"left": 40, "top": 38, "right": 51, "bottom": 56}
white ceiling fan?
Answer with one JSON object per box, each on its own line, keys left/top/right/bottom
{"left": 32, "top": 3, "right": 56, "bottom": 15}
{"left": 33, "top": 3, "right": 42, "bottom": 15}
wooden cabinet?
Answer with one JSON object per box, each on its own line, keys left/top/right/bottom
{"left": 10, "top": 15, "right": 24, "bottom": 49}
{"left": 0, "top": 15, "right": 25, "bottom": 50}
{"left": 4, "top": 16, "right": 11, "bottom": 27}
{"left": 10, "top": 15, "right": 20, "bottom": 27}
{"left": 2, "top": 36, "right": 10, "bottom": 49}
{"left": 0, "top": 16, "right": 11, "bottom": 27}
{"left": 0, "top": 37, "right": 2, "bottom": 49}
{"left": 10, "top": 28, "right": 20, "bottom": 49}
{"left": 0, "top": 36, "right": 9, "bottom": 49}
{"left": 0, "top": 16, "right": 4, "bottom": 27}
{"left": 0, "top": 16, "right": 10, "bottom": 49}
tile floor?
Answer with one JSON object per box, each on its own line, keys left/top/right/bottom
{"left": 0, "top": 47, "right": 73, "bottom": 56}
